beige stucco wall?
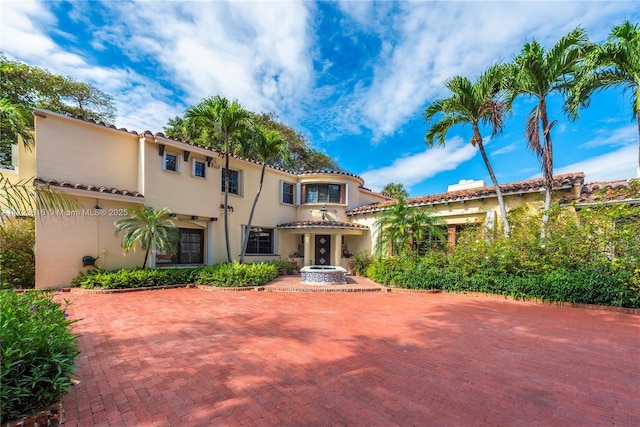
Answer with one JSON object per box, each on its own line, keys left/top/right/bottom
{"left": 35, "top": 196, "right": 146, "bottom": 288}
{"left": 35, "top": 112, "right": 139, "bottom": 191}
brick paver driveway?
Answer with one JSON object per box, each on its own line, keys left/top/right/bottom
{"left": 60, "top": 286, "right": 640, "bottom": 426}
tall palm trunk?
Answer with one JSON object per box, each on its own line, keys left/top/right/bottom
{"left": 539, "top": 99, "right": 554, "bottom": 239}
{"left": 240, "top": 164, "right": 267, "bottom": 263}
{"left": 142, "top": 247, "right": 150, "bottom": 269}
{"left": 473, "top": 125, "right": 510, "bottom": 237}
{"left": 223, "top": 132, "right": 232, "bottom": 263}
{"left": 636, "top": 106, "right": 640, "bottom": 178}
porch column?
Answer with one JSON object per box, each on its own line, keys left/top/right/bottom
{"left": 333, "top": 234, "right": 342, "bottom": 266}
{"left": 207, "top": 221, "right": 214, "bottom": 265}
{"left": 303, "top": 233, "right": 312, "bottom": 266}
{"left": 447, "top": 225, "right": 457, "bottom": 247}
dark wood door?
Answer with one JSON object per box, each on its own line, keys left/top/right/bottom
{"left": 315, "top": 235, "right": 330, "bottom": 265}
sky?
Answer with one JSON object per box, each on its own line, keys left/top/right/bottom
{"left": 1, "top": 0, "right": 638, "bottom": 197}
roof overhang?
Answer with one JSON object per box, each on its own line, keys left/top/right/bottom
{"left": 277, "top": 220, "right": 368, "bottom": 235}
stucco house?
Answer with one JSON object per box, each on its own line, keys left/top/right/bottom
{"left": 3, "top": 109, "right": 636, "bottom": 289}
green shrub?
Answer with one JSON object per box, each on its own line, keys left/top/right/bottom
{"left": 0, "top": 218, "right": 35, "bottom": 289}
{"left": 352, "top": 250, "right": 373, "bottom": 276}
{"left": 71, "top": 267, "right": 200, "bottom": 289}
{"left": 195, "top": 261, "right": 278, "bottom": 287}
{"left": 270, "top": 258, "right": 291, "bottom": 275}
{"left": 0, "top": 291, "right": 79, "bottom": 421}
{"left": 367, "top": 203, "right": 640, "bottom": 307}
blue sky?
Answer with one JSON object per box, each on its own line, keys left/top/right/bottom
{"left": 1, "top": 1, "right": 638, "bottom": 196}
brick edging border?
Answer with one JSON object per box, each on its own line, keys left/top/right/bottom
{"left": 56, "top": 283, "right": 639, "bottom": 315}
{"left": 446, "top": 290, "right": 640, "bottom": 315}
{"left": 65, "top": 284, "right": 194, "bottom": 294}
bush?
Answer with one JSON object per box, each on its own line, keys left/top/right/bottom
{"left": 0, "top": 291, "right": 79, "bottom": 421}
{"left": 195, "top": 261, "right": 278, "bottom": 287}
{"left": 71, "top": 267, "right": 200, "bottom": 289}
{"left": 367, "top": 203, "right": 640, "bottom": 307}
{"left": 0, "top": 218, "right": 35, "bottom": 289}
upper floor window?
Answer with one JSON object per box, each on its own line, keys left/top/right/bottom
{"left": 282, "top": 182, "right": 295, "bottom": 205}
{"left": 305, "top": 184, "right": 341, "bottom": 203}
{"left": 163, "top": 152, "right": 181, "bottom": 173}
{"left": 222, "top": 168, "right": 240, "bottom": 195}
{"left": 193, "top": 159, "right": 206, "bottom": 178}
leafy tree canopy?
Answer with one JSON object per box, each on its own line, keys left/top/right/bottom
{"left": 0, "top": 53, "right": 116, "bottom": 124}
{"left": 164, "top": 108, "right": 341, "bottom": 172}
{"left": 1, "top": 53, "right": 116, "bottom": 165}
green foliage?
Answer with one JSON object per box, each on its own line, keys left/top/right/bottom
{"left": 0, "top": 53, "right": 115, "bottom": 123}
{"left": 0, "top": 291, "right": 79, "bottom": 421}
{"left": 270, "top": 258, "right": 292, "bottom": 275}
{"left": 352, "top": 250, "right": 372, "bottom": 276}
{"left": 381, "top": 183, "right": 409, "bottom": 199}
{"left": 1, "top": 99, "right": 33, "bottom": 165}
{"left": 0, "top": 218, "right": 35, "bottom": 289}
{"left": 374, "top": 198, "right": 445, "bottom": 258}
{"left": 114, "top": 205, "right": 180, "bottom": 269}
{"left": 195, "top": 261, "right": 279, "bottom": 287}
{"left": 369, "top": 203, "right": 640, "bottom": 307}
{"left": 164, "top": 106, "right": 341, "bottom": 172}
{"left": 71, "top": 268, "right": 199, "bottom": 289}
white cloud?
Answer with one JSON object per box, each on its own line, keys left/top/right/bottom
{"left": 579, "top": 125, "right": 637, "bottom": 149}
{"left": 492, "top": 143, "right": 518, "bottom": 156}
{"left": 360, "top": 136, "right": 477, "bottom": 191}
{"left": 556, "top": 144, "right": 638, "bottom": 182}
{"left": 337, "top": 1, "right": 636, "bottom": 139}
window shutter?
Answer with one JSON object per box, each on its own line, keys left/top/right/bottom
{"left": 300, "top": 184, "right": 306, "bottom": 205}
{"left": 340, "top": 184, "right": 346, "bottom": 204}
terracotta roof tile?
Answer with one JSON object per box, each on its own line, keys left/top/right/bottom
{"left": 347, "top": 172, "right": 585, "bottom": 215}
{"left": 34, "top": 178, "right": 144, "bottom": 198}
{"left": 574, "top": 178, "right": 640, "bottom": 204}
{"left": 277, "top": 220, "right": 368, "bottom": 230}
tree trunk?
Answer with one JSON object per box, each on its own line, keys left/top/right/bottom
{"left": 539, "top": 99, "right": 554, "bottom": 239}
{"left": 240, "top": 164, "right": 266, "bottom": 263}
{"left": 223, "top": 133, "right": 232, "bottom": 263}
{"left": 142, "top": 247, "right": 149, "bottom": 269}
{"left": 636, "top": 107, "right": 639, "bottom": 178}
{"left": 475, "top": 129, "right": 510, "bottom": 237}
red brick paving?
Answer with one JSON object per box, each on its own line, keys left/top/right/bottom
{"left": 58, "top": 279, "right": 640, "bottom": 426}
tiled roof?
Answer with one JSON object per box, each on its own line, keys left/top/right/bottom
{"left": 297, "top": 169, "right": 364, "bottom": 183}
{"left": 277, "top": 220, "right": 369, "bottom": 230}
{"left": 574, "top": 179, "right": 640, "bottom": 204}
{"left": 35, "top": 178, "right": 144, "bottom": 198}
{"left": 347, "top": 172, "right": 585, "bottom": 215}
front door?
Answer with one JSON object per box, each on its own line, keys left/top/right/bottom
{"left": 315, "top": 235, "right": 330, "bottom": 265}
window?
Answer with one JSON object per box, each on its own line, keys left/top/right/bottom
{"left": 193, "top": 159, "right": 206, "bottom": 178}
{"left": 282, "top": 182, "right": 294, "bottom": 204}
{"left": 155, "top": 228, "right": 203, "bottom": 264}
{"left": 222, "top": 168, "right": 240, "bottom": 195}
{"left": 245, "top": 227, "right": 274, "bottom": 255}
{"left": 305, "top": 184, "right": 341, "bottom": 203}
{"left": 163, "top": 152, "right": 180, "bottom": 172}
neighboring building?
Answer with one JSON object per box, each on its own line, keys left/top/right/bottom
{"left": 1, "top": 109, "right": 635, "bottom": 289}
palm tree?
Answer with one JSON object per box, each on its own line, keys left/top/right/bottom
{"left": 239, "top": 126, "right": 289, "bottom": 263}
{"left": 1, "top": 99, "right": 80, "bottom": 224}
{"left": 374, "top": 198, "right": 445, "bottom": 258}
{"left": 568, "top": 21, "right": 640, "bottom": 177}
{"left": 184, "top": 96, "right": 252, "bottom": 262}
{"left": 381, "top": 182, "right": 409, "bottom": 199}
{"left": 114, "top": 205, "right": 180, "bottom": 269}
{"left": 505, "top": 27, "right": 590, "bottom": 238}
{"left": 1, "top": 99, "right": 34, "bottom": 165}
{"left": 424, "top": 64, "right": 511, "bottom": 237}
